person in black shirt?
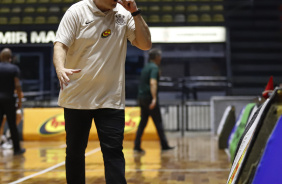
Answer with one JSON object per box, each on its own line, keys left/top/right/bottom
{"left": 134, "top": 48, "right": 174, "bottom": 154}
{"left": 0, "top": 48, "right": 25, "bottom": 155}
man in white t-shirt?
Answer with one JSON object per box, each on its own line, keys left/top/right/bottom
{"left": 53, "top": 0, "right": 151, "bottom": 183}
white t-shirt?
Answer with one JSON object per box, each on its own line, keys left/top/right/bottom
{"left": 54, "top": 0, "right": 136, "bottom": 109}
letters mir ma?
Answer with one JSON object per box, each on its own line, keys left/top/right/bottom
{"left": 0, "top": 31, "right": 56, "bottom": 44}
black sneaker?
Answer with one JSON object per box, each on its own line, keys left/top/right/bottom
{"left": 161, "top": 146, "right": 175, "bottom": 153}
{"left": 134, "top": 148, "right": 145, "bottom": 154}
{"left": 14, "top": 148, "right": 26, "bottom": 155}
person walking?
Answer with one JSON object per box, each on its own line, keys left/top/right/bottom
{"left": 134, "top": 48, "right": 174, "bottom": 154}
{"left": 0, "top": 48, "right": 25, "bottom": 155}
{"left": 53, "top": 0, "right": 151, "bottom": 183}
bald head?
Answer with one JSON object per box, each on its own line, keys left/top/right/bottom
{"left": 0, "top": 48, "right": 12, "bottom": 62}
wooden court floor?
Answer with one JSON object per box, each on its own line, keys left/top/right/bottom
{"left": 0, "top": 133, "right": 231, "bottom": 184}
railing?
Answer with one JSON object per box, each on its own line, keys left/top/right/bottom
{"left": 160, "top": 101, "right": 211, "bottom": 134}
{"left": 186, "top": 101, "right": 210, "bottom": 131}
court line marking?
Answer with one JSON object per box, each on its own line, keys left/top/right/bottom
{"left": 58, "top": 144, "right": 66, "bottom": 148}
{"left": 81, "top": 168, "right": 230, "bottom": 172}
{"left": 2, "top": 168, "right": 230, "bottom": 173}
{"left": 8, "top": 147, "right": 101, "bottom": 184}
{"left": 127, "top": 168, "right": 230, "bottom": 172}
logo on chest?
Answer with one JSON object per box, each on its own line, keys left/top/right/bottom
{"left": 115, "top": 14, "right": 126, "bottom": 25}
{"left": 101, "top": 29, "right": 111, "bottom": 38}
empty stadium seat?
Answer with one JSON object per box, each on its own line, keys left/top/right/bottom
{"left": 26, "top": 0, "right": 37, "bottom": 3}
{"left": 174, "top": 14, "right": 185, "bottom": 22}
{"left": 50, "top": 0, "right": 62, "bottom": 3}
{"left": 212, "top": 5, "right": 224, "bottom": 11}
{"left": 200, "top": 14, "right": 211, "bottom": 22}
{"left": 22, "top": 16, "right": 33, "bottom": 24}
{"left": 187, "top": 5, "right": 198, "bottom": 12}
{"left": 14, "top": 0, "right": 25, "bottom": 3}
{"left": 11, "top": 7, "right": 21, "bottom": 13}
{"left": 149, "top": 6, "right": 160, "bottom": 12}
{"left": 34, "top": 16, "right": 46, "bottom": 24}
{"left": 62, "top": 6, "right": 69, "bottom": 12}
{"left": 49, "top": 6, "right": 60, "bottom": 13}
{"left": 36, "top": 7, "right": 48, "bottom": 13}
{"left": 162, "top": 5, "right": 173, "bottom": 12}
{"left": 47, "top": 16, "right": 59, "bottom": 24}
{"left": 161, "top": 14, "right": 173, "bottom": 22}
{"left": 63, "top": 0, "right": 74, "bottom": 3}
{"left": 0, "top": 17, "right": 8, "bottom": 24}
{"left": 148, "top": 15, "right": 160, "bottom": 23}
{"left": 175, "top": 5, "right": 185, "bottom": 12}
{"left": 38, "top": 0, "right": 49, "bottom": 3}
{"left": 24, "top": 7, "right": 35, "bottom": 13}
{"left": 187, "top": 14, "right": 198, "bottom": 22}
{"left": 199, "top": 5, "right": 211, "bottom": 11}
{"left": 2, "top": 0, "right": 13, "bottom": 4}
{"left": 9, "top": 17, "right": 21, "bottom": 24}
{"left": 0, "top": 7, "right": 10, "bottom": 13}
{"left": 213, "top": 14, "right": 224, "bottom": 22}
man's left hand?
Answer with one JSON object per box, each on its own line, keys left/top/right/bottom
{"left": 118, "top": 0, "right": 138, "bottom": 13}
{"left": 149, "top": 99, "right": 157, "bottom": 110}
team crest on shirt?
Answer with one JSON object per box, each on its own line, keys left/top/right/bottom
{"left": 115, "top": 14, "right": 126, "bottom": 25}
{"left": 101, "top": 29, "right": 111, "bottom": 38}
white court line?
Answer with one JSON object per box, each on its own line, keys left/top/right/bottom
{"left": 58, "top": 144, "right": 67, "bottom": 148}
{"left": 2, "top": 168, "right": 230, "bottom": 173}
{"left": 126, "top": 168, "right": 230, "bottom": 172}
{"left": 9, "top": 147, "right": 101, "bottom": 184}
{"left": 82, "top": 168, "right": 230, "bottom": 172}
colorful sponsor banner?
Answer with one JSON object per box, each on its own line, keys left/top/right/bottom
{"left": 23, "top": 107, "right": 159, "bottom": 141}
{"left": 227, "top": 99, "right": 269, "bottom": 184}
{"left": 252, "top": 115, "right": 282, "bottom": 184}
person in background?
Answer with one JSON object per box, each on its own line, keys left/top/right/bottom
{"left": 53, "top": 0, "right": 151, "bottom": 183}
{"left": 0, "top": 48, "right": 25, "bottom": 155}
{"left": 0, "top": 91, "right": 24, "bottom": 149}
{"left": 134, "top": 48, "right": 174, "bottom": 154}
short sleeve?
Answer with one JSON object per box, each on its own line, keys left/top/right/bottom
{"left": 54, "top": 10, "right": 78, "bottom": 47}
{"left": 126, "top": 15, "right": 136, "bottom": 43}
{"left": 150, "top": 67, "right": 159, "bottom": 80}
{"left": 14, "top": 65, "right": 20, "bottom": 78}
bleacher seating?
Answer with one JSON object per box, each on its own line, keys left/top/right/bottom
{"left": 9, "top": 16, "right": 21, "bottom": 24}
{"left": 34, "top": 16, "right": 46, "bottom": 24}
{"left": 0, "top": 17, "right": 8, "bottom": 24}
{"left": 22, "top": 16, "right": 33, "bottom": 24}
{"left": 11, "top": 7, "right": 21, "bottom": 13}
{"left": 161, "top": 14, "right": 173, "bottom": 22}
{"left": 0, "top": 0, "right": 225, "bottom": 25}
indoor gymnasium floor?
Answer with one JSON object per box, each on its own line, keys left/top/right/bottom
{"left": 0, "top": 133, "right": 230, "bottom": 184}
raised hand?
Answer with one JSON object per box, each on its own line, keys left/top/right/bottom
{"left": 118, "top": 0, "right": 138, "bottom": 13}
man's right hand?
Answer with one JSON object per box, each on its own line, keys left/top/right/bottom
{"left": 56, "top": 68, "right": 81, "bottom": 90}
